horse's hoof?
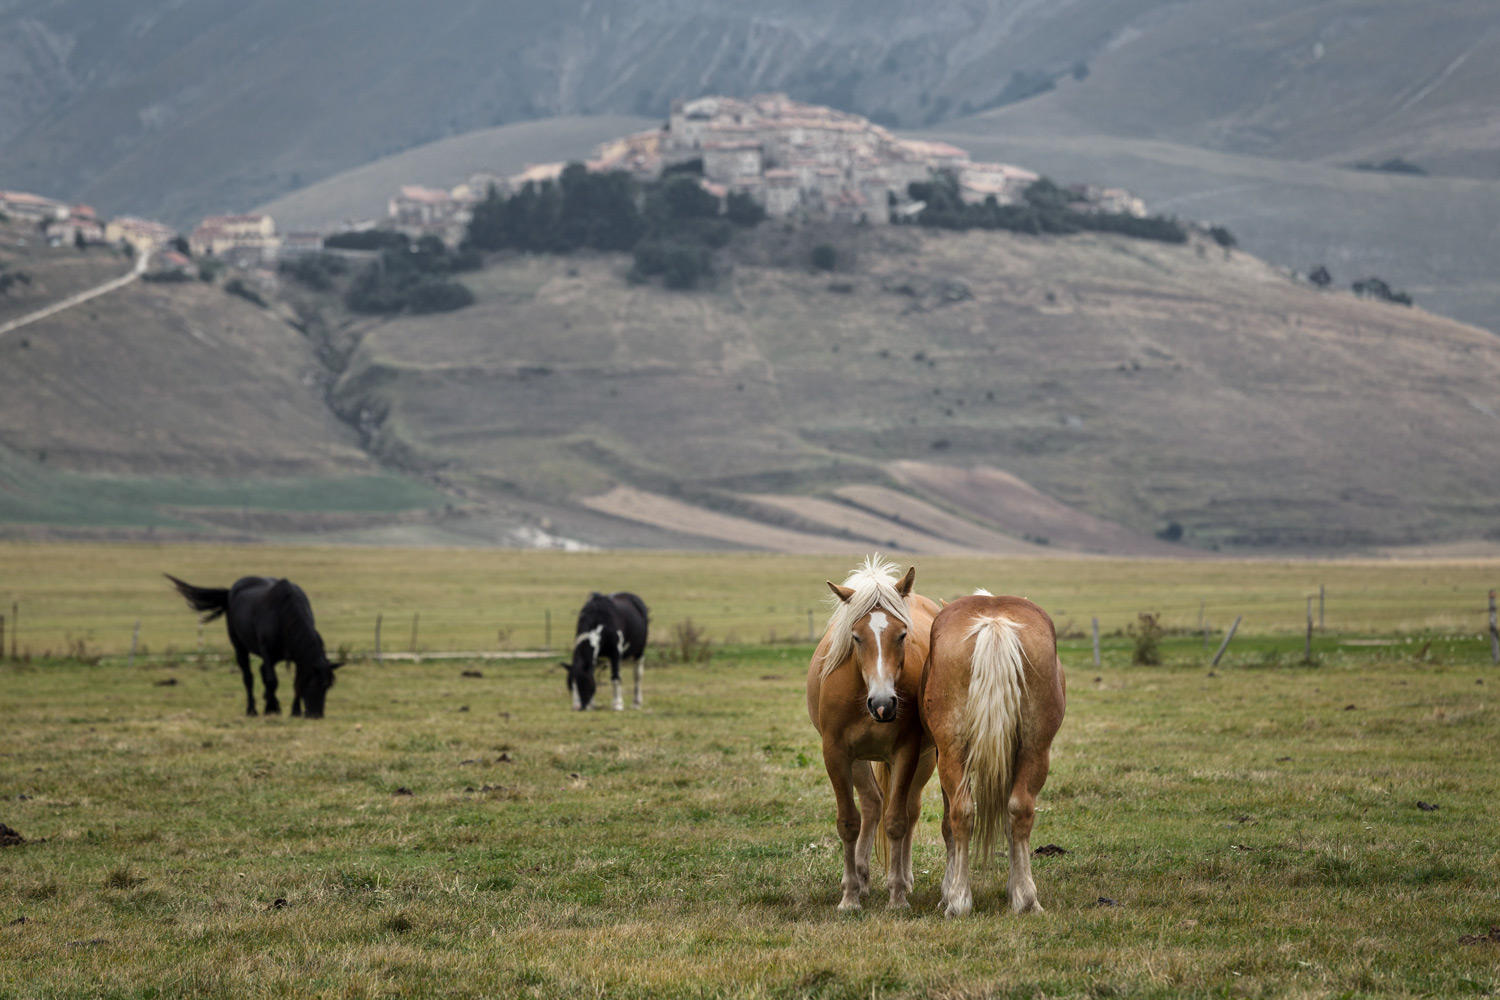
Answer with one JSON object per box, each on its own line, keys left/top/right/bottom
{"left": 837, "top": 898, "right": 862, "bottom": 913}
{"left": 944, "top": 896, "right": 973, "bottom": 918}
{"left": 612, "top": 702, "right": 624, "bottom": 711}
{"left": 246, "top": 709, "right": 257, "bottom": 717}
{"left": 888, "top": 895, "right": 910, "bottom": 910}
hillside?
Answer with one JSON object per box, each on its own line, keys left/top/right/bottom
{"left": 0, "top": 228, "right": 451, "bottom": 540}
{"left": 310, "top": 224, "right": 1500, "bottom": 553}
{"left": 4, "top": 1, "right": 1498, "bottom": 228}
{"left": 4, "top": 219, "right": 1499, "bottom": 552}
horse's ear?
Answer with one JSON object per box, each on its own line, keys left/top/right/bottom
{"left": 558, "top": 661, "right": 570, "bottom": 669}
{"left": 826, "top": 581, "right": 855, "bottom": 603}
{"left": 895, "top": 566, "right": 916, "bottom": 597}
{"left": 329, "top": 661, "right": 343, "bottom": 670}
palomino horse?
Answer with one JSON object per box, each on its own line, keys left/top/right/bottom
{"left": 922, "top": 591, "right": 1066, "bottom": 916}
{"left": 807, "top": 558, "right": 941, "bottom": 910}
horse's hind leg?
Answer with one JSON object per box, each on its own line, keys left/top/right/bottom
{"left": 1007, "top": 745, "right": 1052, "bottom": 914}
{"left": 936, "top": 746, "right": 975, "bottom": 917}
{"left": 260, "top": 658, "right": 281, "bottom": 715}
{"left": 234, "top": 643, "right": 256, "bottom": 716}
{"left": 610, "top": 653, "right": 624, "bottom": 711}
{"left": 632, "top": 657, "right": 644, "bottom": 709}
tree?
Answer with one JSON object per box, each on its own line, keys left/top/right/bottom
{"left": 811, "top": 243, "right": 837, "bottom": 271}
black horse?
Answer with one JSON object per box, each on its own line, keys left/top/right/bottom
{"left": 565, "top": 592, "right": 649, "bottom": 711}
{"left": 166, "top": 575, "right": 342, "bottom": 718}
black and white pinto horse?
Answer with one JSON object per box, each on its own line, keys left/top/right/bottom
{"left": 565, "top": 592, "right": 649, "bottom": 711}
{"left": 167, "top": 574, "right": 342, "bottom": 718}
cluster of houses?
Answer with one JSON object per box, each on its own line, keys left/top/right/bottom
{"left": 382, "top": 93, "right": 1147, "bottom": 242}
{"left": 6, "top": 94, "right": 1149, "bottom": 277}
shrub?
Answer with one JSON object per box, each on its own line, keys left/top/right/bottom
{"left": 1131, "top": 613, "right": 1163, "bottom": 666}
{"left": 811, "top": 243, "right": 837, "bottom": 271}
{"left": 224, "top": 278, "right": 266, "bottom": 307}
{"left": 325, "top": 229, "right": 408, "bottom": 251}
{"left": 662, "top": 245, "right": 707, "bottom": 289}
{"left": 406, "top": 278, "right": 475, "bottom": 314}
{"left": 1208, "top": 225, "right": 1238, "bottom": 249}
{"left": 726, "top": 192, "right": 766, "bottom": 227}
{"left": 278, "top": 253, "right": 349, "bottom": 291}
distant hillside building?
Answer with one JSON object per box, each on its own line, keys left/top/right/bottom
{"left": 190, "top": 213, "right": 280, "bottom": 265}
{"left": 0, "top": 189, "right": 70, "bottom": 224}
{"left": 44, "top": 204, "right": 106, "bottom": 246}
{"left": 105, "top": 216, "right": 178, "bottom": 255}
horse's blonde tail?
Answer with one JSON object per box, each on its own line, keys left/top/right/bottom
{"left": 963, "top": 615, "right": 1028, "bottom": 864}
{"left": 870, "top": 760, "right": 891, "bottom": 871}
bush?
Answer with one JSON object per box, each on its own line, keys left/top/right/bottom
{"left": 325, "top": 229, "right": 409, "bottom": 251}
{"left": 141, "top": 270, "right": 194, "bottom": 283}
{"left": 811, "top": 243, "right": 837, "bottom": 271}
{"left": 662, "top": 245, "right": 707, "bottom": 289}
{"left": 1352, "top": 276, "right": 1413, "bottom": 306}
{"left": 726, "top": 192, "right": 766, "bottom": 227}
{"left": 197, "top": 258, "right": 224, "bottom": 282}
{"left": 904, "top": 173, "right": 1187, "bottom": 244}
{"left": 278, "top": 253, "right": 349, "bottom": 291}
{"left": 1208, "top": 225, "right": 1238, "bottom": 249}
{"left": 406, "top": 278, "right": 474, "bottom": 314}
{"left": 224, "top": 278, "right": 266, "bottom": 307}
{"left": 1131, "top": 613, "right": 1163, "bottom": 666}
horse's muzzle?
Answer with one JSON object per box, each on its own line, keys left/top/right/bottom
{"left": 867, "top": 696, "right": 897, "bottom": 722}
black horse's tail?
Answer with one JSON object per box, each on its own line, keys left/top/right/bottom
{"left": 165, "top": 574, "right": 230, "bottom": 622}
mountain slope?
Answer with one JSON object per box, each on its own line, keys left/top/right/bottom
{"left": 5, "top": 0, "right": 1498, "bottom": 227}
{"left": 320, "top": 224, "right": 1500, "bottom": 552}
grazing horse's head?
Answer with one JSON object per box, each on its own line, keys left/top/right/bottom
{"left": 295, "top": 657, "right": 341, "bottom": 719}
{"left": 825, "top": 562, "right": 916, "bottom": 724}
{"left": 564, "top": 626, "right": 603, "bottom": 711}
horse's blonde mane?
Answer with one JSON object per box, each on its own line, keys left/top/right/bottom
{"left": 818, "top": 556, "right": 914, "bottom": 679}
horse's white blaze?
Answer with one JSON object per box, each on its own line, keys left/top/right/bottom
{"left": 865, "top": 610, "right": 897, "bottom": 699}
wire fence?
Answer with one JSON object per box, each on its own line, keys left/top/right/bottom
{"left": 3, "top": 586, "right": 1497, "bottom": 661}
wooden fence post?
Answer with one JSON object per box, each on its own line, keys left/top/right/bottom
{"left": 1489, "top": 590, "right": 1498, "bottom": 666}
{"left": 1091, "top": 617, "right": 1100, "bottom": 668}
{"left": 1305, "top": 597, "right": 1313, "bottom": 660}
{"left": 545, "top": 609, "right": 552, "bottom": 650}
{"left": 409, "top": 612, "right": 419, "bottom": 653}
{"left": 1211, "top": 616, "right": 1242, "bottom": 667}
{"left": 10, "top": 601, "right": 16, "bottom": 660}
{"left": 1319, "top": 585, "right": 1325, "bottom": 631}
{"left": 375, "top": 613, "right": 383, "bottom": 664}
{"left": 128, "top": 621, "right": 140, "bottom": 667}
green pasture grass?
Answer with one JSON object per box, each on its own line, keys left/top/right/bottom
{"left": 0, "top": 448, "right": 446, "bottom": 530}
{"left": 1, "top": 542, "right": 1497, "bottom": 657}
{"left": 2, "top": 643, "right": 1498, "bottom": 998}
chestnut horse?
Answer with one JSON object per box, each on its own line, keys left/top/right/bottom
{"left": 807, "top": 558, "right": 940, "bottom": 910}
{"left": 922, "top": 591, "right": 1066, "bottom": 916}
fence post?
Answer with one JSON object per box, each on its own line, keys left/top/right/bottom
{"left": 375, "top": 613, "right": 383, "bottom": 665}
{"left": 1091, "top": 617, "right": 1100, "bottom": 668}
{"left": 1211, "top": 615, "right": 1242, "bottom": 667}
{"left": 1319, "top": 585, "right": 1325, "bottom": 631}
{"left": 808, "top": 609, "right": 815, "bottom": 643}
{"left": 1305, "top": 597, "right": 1313, "bottom": 660}
{"left": 128, "top": 620, "right": 140, "bottom": 667}
{"left": 409, "top": 612, "right": 419, "bottom": 653}
{"left": 10, "top": 601, "right": 16, "bottom": 660}
{"left": 545, "top": 609, "right": 552, "bottom": 650}
{"left": 197, "top": 622, "right": 204, "bottom": 652}
{"left": 1489, "top": 590, "right": 1498, "bottom": 666}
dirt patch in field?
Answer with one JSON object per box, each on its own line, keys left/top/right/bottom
{"left": 889, "top": 460, "right": 1193, "bottom": 556}
{"left": 0, "top": 824, "right": 25, "bottom": 847}
{"left": 580, "top": 485, "right": 862, "bottom": 553}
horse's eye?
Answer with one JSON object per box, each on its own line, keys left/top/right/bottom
{"left": 898, "top": 633, "right": 908, "bottom": 643}
{"left": 852, "top": 635, "right": 863, "bottom": 644}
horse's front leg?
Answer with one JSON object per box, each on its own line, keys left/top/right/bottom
{"left": 822, "top": 745, "right": 867, "bottom": 911}
{"left": 609, "top": 653, "right": 624, "bottom": 711}
{"left": 850, "top": 759, "right": 883, "bottom": 905}
{"left": 260, "top": 658, "right": 281, "bottom": 715}
{"left": 883, "top": 741, "right": 933, "bottom": 908}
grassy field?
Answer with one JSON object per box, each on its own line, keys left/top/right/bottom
{"left": 2, "top": 634, "right": 1498, "bottom": 998}
{"left": 1, "top": 543, "right": 1497, "bottom": 659}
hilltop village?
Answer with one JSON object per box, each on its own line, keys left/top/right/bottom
{"left": 3, "top": 94, "right": 1147, "bottom": 285}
